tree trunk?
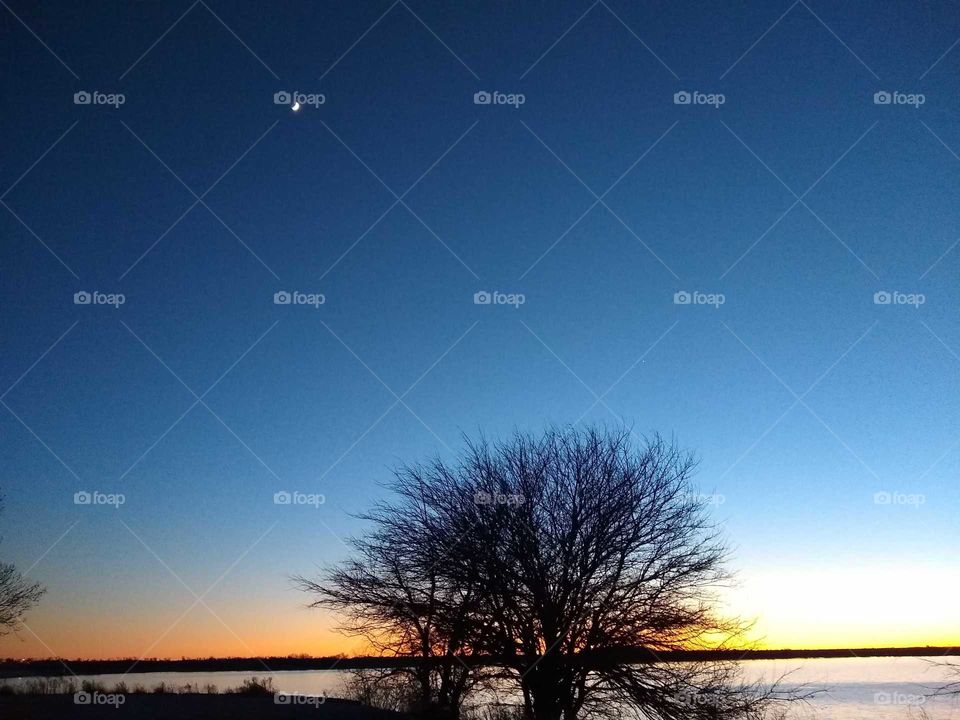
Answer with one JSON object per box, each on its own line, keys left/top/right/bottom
{"left": 523, "top": 664, "right": 566, "bottom": 720}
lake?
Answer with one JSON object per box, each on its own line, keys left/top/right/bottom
{"left": 9, "top": 656, "right": 960, "bottom": 718}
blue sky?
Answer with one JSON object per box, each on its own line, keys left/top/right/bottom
{"left": 1, "top": 0, "right": 960, "bottom": 656}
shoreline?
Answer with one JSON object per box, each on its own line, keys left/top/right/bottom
{"left": 2, "top": 647, "right": 957, "bottom": 679}
{"left": 0, "top": 695, "right": 406, "bottom": 720}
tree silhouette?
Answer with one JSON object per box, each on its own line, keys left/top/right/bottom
{"left": 0, "top": 494, "right": 45, "bottom": 636}
{"left": 295, "top": 480, "right": 485, "bottom": 719}
{"left": 300, "top": 426, "right": 799, "bottom": 720}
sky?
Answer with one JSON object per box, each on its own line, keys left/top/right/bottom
{"left": 1, "top": 0, "right": 960, "bottom": 660}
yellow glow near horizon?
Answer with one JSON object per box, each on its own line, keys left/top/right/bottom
{"left": 728, "top": 562, "right": 960, "bottom": 649}
{"left": 3, "top": 563, "right": 958, "bottom": 660}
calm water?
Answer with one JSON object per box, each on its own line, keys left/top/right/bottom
{"left": 10, "top": 656, "right": 960, "bottom": 719}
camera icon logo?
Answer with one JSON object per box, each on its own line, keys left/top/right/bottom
{"left": 873, "top": 290, "right": 892, "bottom": 305}
{"left": 74, "top": 291, "right": 92, "bottom": 305}
{"left": 274, "top": 491, "right": 292, "bottom": 505}
{"left": 673, "top": 291, "right": 691, "bottom": 305}
{"left": 473, "top": 91, "right": 492, "bottom": 105}
{"left": 275, "top": 693, "right": 292, "bottom": 705}
{"left": 74, "top": 491, "right": 92, "bottom": 505}
{"left": 74, "top": 91, "right": 91, "bottom": 105}
{"left": 274, "top": 291, "right": 292, "bottom": 305}
{"left": 673, "top": 91, "right": 691, "bottom": 105}
{"left": 474, "top": 291, "right": 492, "bottom": 305}
{"left": 873, "top": 91, "right": 892, "bottom": 105}
{"left": 873, "top": 491, "right": 892, "bottom": 505}
{"left": 74, "top": 692, "right": 92, "bottom": 705}
{"left": 274, "top": 91, "right": 292, "bottom": 105}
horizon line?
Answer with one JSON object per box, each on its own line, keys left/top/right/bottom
{"left": 3, "top": 645, "right": 959, "bottom": 672}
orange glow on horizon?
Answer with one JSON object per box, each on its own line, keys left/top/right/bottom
{"left": 3, "top": 563, "right": 959, "bottom": 660}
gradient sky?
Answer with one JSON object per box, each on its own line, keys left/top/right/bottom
{"left": 2, "top": 0, "right": 960, "bottom": 660}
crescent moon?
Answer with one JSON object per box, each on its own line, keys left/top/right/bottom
{"left": 291, "top": 101, "right": 301, "bottom": 112}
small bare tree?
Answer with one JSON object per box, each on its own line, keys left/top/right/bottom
{"left": 0, "top": 495, "right": 45, "bottom": 636}
{"left": 341, "top": 668, "right": 422, "bottom": 713}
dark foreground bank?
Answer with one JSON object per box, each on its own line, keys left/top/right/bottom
{"left": 0, "top": 695, "right": 407, "bottom": 720}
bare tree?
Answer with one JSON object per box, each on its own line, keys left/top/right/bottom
{"left": 0, "top": 495, "right": 45, "bottom": 636}
{"left": 302, "top": 426, "right": 802, "bottom": 720}
{"left": 340, "top": 667, "right": 423, "bottom": 713}
{"left": 295, "top": 484, "right": 485, "bottom": 719}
